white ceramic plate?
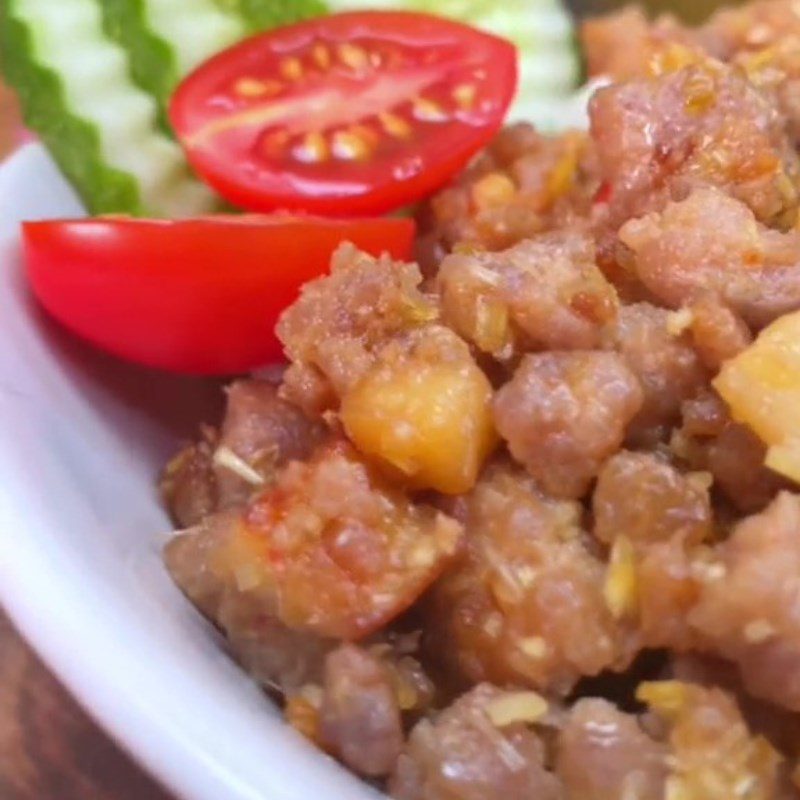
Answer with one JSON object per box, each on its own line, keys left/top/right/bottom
{"left": 0, "top": 143, "right": 380, "bottom": 800}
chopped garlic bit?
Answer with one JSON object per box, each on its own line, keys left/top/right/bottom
{"left": 744, "top": 618, "right": 776, "bottom": 643}
{"left": 666, "top": 307, "right": 694, "bottom": 336}
{"left": 484, "top": 691, "right": 548, "bottom": 727}
{"left": 636, "top": 680, "right": 689, "bottom": 718}
{"left": 518, "top": 636, "right": 548, "bottom": 659}
{"left": 604, "top": 536, "right": 638, "bottom": 619}
{"left": 213, "top": 446, "right": 264, "bottom": 486}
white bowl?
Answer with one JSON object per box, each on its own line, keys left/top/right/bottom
{"left": 0, "top": 143, "right": 380, "bottom": 800}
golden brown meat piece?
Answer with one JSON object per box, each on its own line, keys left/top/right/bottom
{"left": 389, "top": 684, "right": 562, "bottom": 800}
{"left": 686, "top": 293, "right": 753, "bottom": 372}
{"left": 593, "top": 450, "right": 713, "bottom": 651}
{"left": 437, "top": 232, "right": 618, "bottom": 361}
{"left": 582, "top": 6, "right": 707, "bottom": 81}
{"left": 621, "top": 188, "right": 800, "bottom": 329}
{"left": 417, "top": 124, "right": 596, "bottom": 260}
{"left": 590, "top": 58, "right": 800, "bottom": 230}
{"left": 605, "top": 302, "right": 707, "bottom": 445}
{"left": 165, "top": 440, "right": 462, "bottom": 687}
{"left": 276, "top": 244, "right": 437, "bottom": 416}
{"left": 425, "top": 462, "right": 626, "bottom": 696}
{"left": 691, "top": 492, "right": 800, "bottom": 712}
{"left": 161, "top": 380, "right": 327, "bottom": 527}
{"left": 555, "top": 697, "right": 667, "bottom": 800}
{"left": 493, "top": 351, "right": 643, "bottom": 498}
{"left": 637, "top": 680, "right": 784, "bottom": 799}
{"left": 318, "top": 644, "right": 404, "bottom": 777}
{"left": 593, "top": 450, "right": 712, "bottom": 547}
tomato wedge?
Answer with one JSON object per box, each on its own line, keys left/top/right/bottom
{"left": 23, "top": 215, "right": 415, "bottom": 375}
{"left": 170, "top": 11, "right": 517, "bottom": 216}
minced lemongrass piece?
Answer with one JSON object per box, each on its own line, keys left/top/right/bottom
{"left": 212, "top": 446, "right": 264, "bottom": 486}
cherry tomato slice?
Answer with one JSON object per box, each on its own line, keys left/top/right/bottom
{"left": 170, "top": 11, "right": 517, "bottom": 216}
{"left": 23, "top": 215, "right": 415, "bottom": 375}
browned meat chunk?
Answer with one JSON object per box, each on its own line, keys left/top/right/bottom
{"left": 593, "top": 450, "right": 712, "bottom": 546}
{"left": 494, "top": 351, "right": 643, "bottom": 498}
{"left": 426, "top": 463, "right": 625, "bottom": 696}
{"left": 437, "top": 233, "right": 618, "bottom": 360}
{"left": 418, "top": 125, "right": 595, "bottom": 258}
{"left": 691, "top": 492, "right": 800, "bottom": 711}
{"left": 318, "top": 644, "right": 403, "bottom": 777}
{"left": 556, "top": 698, "right": 667, "bottom": 800}
{"left": 389, "top": 684, "right": 562, "bottom": 800}
{"left": 637, "top": 680, "right": 784, "bottom": 798}
{"left": 620, "top": 188, "right": 800, "bottom": 328}
{"left": 276, "top": 244, "right": 437, "bottom": 415}
{"left": 707, "top": 422, "right": 790, "bottom": 513}
{"left": 606, "top": 302, "right": 707, "bottom": 446}
{"left": 582, "top": 7, "right": 706, "bottom": 81}
{"left": 161, "top": 432, "right": 219, "bottom": 528}
{"left": 687, "top": 294, "right": 753, "bottom": 371}
{"left": 165, "top": 440, "right": 462, "bottom": 687}
{"left": 590, "top": 59, "right": 800, "bottom": 229}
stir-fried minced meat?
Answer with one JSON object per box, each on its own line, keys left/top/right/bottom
{"left": 686, "top": 293, "right": 754, "bottom": 371}
{"left": 276, "top": 244, "right": 437, "bottom": 416}
{"left": 555, "top": 697, "right": 667, "bottom": 799}
{"left": 160, "top": 381, "right": 327, "bottom": 527}
{"left": 160, "top": 3, "right": 800, "bottom": 791}
{"left": 165, "top": 440, "right": 462, "bottom": 687}
{"left": 388, "top": 684, "right": 562, "bottom": 800}
{"left": 425, "top": 462, "right": 628, "bottom": 696}
{"left": 604, "top": 302, "right": 707, "bottom": 445}
{"left": 638, "top": 680, "right": 784, "bottom": 798}
{"left": 436, "top": 232, "right": 618, "bottom": 360}
{"left": 691, "top": 492, "right": 800, "bottom": 711}
{"left": 493, "top": 351, "right": 643, "bottom": 498}
{"left": 590, "top": 58, "right": 800, "bottom": 230}
{"left": 318, "top": 644, "right": 404, "bottom": 777}
{"left": 582, "top": 7, "right": 707, "bottom": 81}
{"left": 417, "top": 125, "right": 597, "bottom": 261}
{"left": 620, "top": 187, "right": 800, "bottom": 328}
{"left": 593, "top": 450, "right": 712, "bottom": 547}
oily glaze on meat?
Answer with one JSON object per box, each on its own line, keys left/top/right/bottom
{"left": 162, "top": 3, "right": 800, "bottom": 795}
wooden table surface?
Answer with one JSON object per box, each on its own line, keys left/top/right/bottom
{"left": 0, "top": 84, "right": 174, "bottom": 800}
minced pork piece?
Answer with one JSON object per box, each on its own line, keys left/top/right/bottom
{"left": 493, "top": 351, "right": 643, "bottom": 498}
{"left": 388, "top": 684, "right": 562, "bottom": 800}
{"left": 165, "top": 440, "right": 462, "bottom": 687}
{"left": 555, "top": 697, "right": 667, "bottom": 800}
{"left": 318, "top": 644, "right": 404, "bottom": 777}
{"left": 605, "top": 302, "right": 707, "bottom": 445}
{"left": 437, "top": 232, "right": 618, "bottom": 360}
{"left": 691, "top": 492, "right": 800, "bottom": 712}
{"left": 620, "top": 187, "right": 800, "bottom": 328}
{"left": 425, "top": 462, "right": 628, "bottom": 696}
{"left": 277, "top": 244, "right": 437, "bottom": 416}
{"left": 590, "top": 58, "right": 800, "bottom": 230}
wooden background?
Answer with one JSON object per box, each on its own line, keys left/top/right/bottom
{"left": 0, "top": 84, "right": 174, "bottom": 800}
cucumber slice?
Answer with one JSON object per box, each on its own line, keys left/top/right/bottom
{"left": 0, "top": 0, "right": 217, "bottom": 216}
{"left": 101, "top": 0, "right": 327, "bottom": 128}
{"left": 216, "top": 0, "right": 328, "bottom": 33}
{"left": 329, "top": 0, "right": 580, "bottom": 128}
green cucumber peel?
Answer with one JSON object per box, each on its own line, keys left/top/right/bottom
{"left": 215, "top": 0, "right": 327, "bottom": 33}
{"left": 0, "top": 0, "right": 218, "bottom": 216}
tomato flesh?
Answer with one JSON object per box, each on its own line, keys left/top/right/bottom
{"left": 170, "top": 12, "right": 517, "bottom": 216}
{"left": 23, "top": 215, "right": 415, "bottom": 375}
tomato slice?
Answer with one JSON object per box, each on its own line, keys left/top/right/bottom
{"left": 23, "top": 215, "right": 415, "bottom": 375}
{"left": 170, "top": 11, "right": 517, "bottom": 216}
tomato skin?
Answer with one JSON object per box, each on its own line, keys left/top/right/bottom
{"left": 23, "top": 215, "right": 415, "bottom": 375}
{"left": 170, "top": 11, "right": 517, "bottom": 216}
